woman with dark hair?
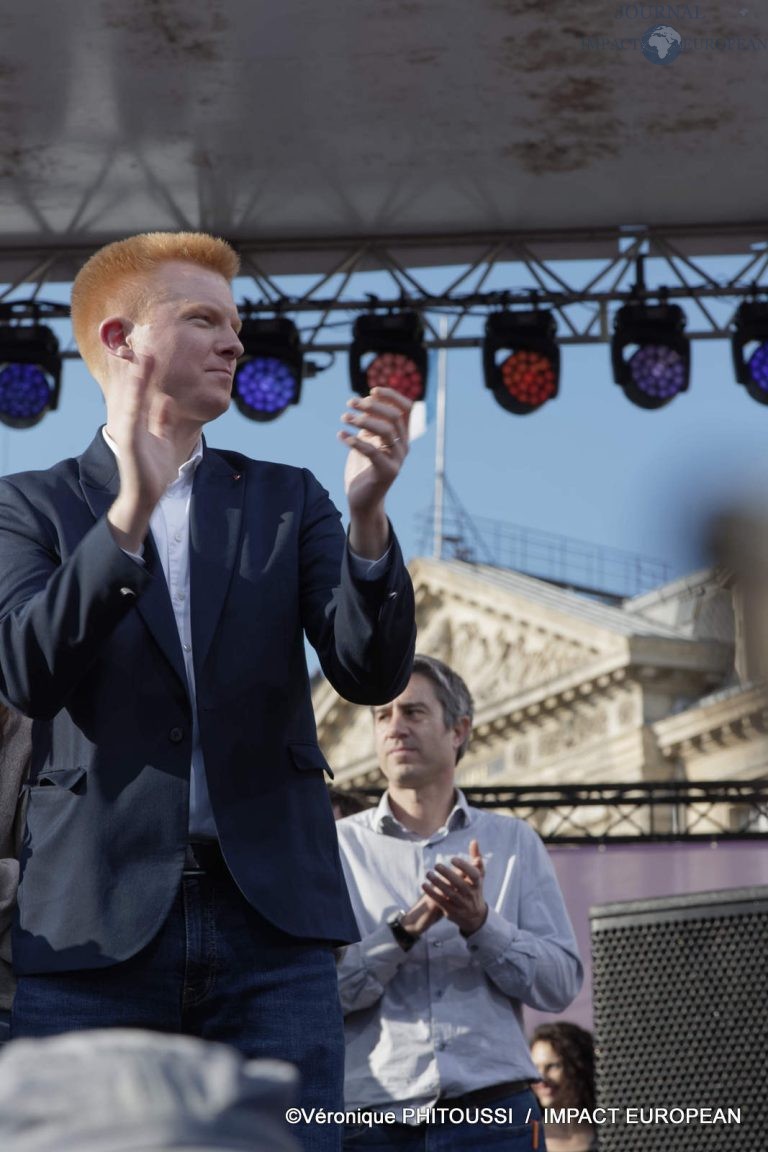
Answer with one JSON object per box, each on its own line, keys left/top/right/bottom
{"left": 530, "top": 1021, "right": 597, "bottom": 1151}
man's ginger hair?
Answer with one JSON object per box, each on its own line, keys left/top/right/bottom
{"left": 70, "top": 231, "right": 240, "bottom": 380}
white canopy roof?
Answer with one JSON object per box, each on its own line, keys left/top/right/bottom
{"left": 1, "top": 0, "right": 765, "bottom": 282}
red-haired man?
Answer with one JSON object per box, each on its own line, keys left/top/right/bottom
{"left": 0, "top": 232, "right": 416, "bottom": 1152}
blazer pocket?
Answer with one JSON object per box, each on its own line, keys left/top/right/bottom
{"left": 28, "top": 766, "right": 88, "bottom": 793}
{"left": 287, "top": 743, "right": 334, "bottom": 780}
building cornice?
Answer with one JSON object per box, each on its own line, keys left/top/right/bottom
{"left": 655, "top": 683, "right": 768, "bottom": 761}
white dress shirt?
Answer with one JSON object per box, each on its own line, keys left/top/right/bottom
{"left": 336, "top": 790, "right": 583, "bottom": 1118}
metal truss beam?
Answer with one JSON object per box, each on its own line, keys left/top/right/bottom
{"left": 3, "top": 224, "right": 768, "bottom": 357}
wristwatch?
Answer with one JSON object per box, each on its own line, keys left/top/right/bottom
{"left": 387, "top": 910, "right": 419, "bottom": 952}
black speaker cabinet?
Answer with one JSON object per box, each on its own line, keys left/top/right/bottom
{"left": 590, "top": 886, "right": 768, "bottom": 1150}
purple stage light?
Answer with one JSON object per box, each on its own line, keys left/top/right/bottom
{"left": 234, "top": 356, "right": 299, "bottom": 419}
{"left": 628, "top": 345, "right": 687, "bottom": 401}
{"left": 0, "top": 363, "right": 52, "bottom": 427}
{"left": 612, "top": 302, "right": 689, "bottom": 410}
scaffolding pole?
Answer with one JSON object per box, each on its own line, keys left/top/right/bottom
{"left": 432, "top": 317, "right": 448, "bottom": 560}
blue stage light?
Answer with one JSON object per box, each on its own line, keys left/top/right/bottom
{"left": 0, "top": 364, "right": 51, "bottom": 424}
{"left": 732, "top": 302, "right": 768, "bottom": 406}
{"left": 234, "top": 357, "right": 300, "bottom": 418}
{"left": 0, "top": 324, "right": 62, "bottom": 428}
{"left": 233, "top": 319, "right": 303, "bottom": 422}
{"left": 747, "top": 343, "right": 768, "bottom": 395}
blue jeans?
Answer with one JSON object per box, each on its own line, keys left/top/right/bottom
{"left": 343, "top": 1090, "right": 545, "bottom": 1151}
{"left": 11, "top": 860, "right": 344, "bottom": 1152}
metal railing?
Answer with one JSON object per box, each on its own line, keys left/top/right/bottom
{"left": 415, "top": 505, "right": 672, "bottom": 600}
{"left": 353, "top": 781, "right": 768, "bottom": 843}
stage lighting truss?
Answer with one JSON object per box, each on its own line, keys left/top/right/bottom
{"left": 232, "top": 317, "right": 303, "bottom": 422}
{"left": 0, "top": 323, "right": 62, "bottom": 429}
{"left": 731, "top": 301, "right": 768, "bottom": 406}
{"left": 611, "top": 302, "right": 690, "bottom": 410}
{"left": 349, "top": 311, "right": 428, "bottom": 402}
{"left": 482, "top": 310, "right": 559, "bottom": 416}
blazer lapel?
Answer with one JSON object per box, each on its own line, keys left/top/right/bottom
{"left": 79, "top": 429, "right": 188, "bottom": 690}
{"left": 189, "top": 447, "right": 245, "bottom": 677}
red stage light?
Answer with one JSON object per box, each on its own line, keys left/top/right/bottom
{"left": 350, "top": 312, "right": 428, "bottom": 401}
{"left": 365, "top": 352, "right": 425, "bottom": 400}
{"left": 499, "top": 351, "right": 558, "bottom": 409}
{"left": 483, "top": 310, "right": 560, "bottom": 416}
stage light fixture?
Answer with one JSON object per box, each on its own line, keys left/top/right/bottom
{"left": 482, "top": 310, "right": 559, "bottom": 415}
{"left": 0, "top": 324, "right": 62, "bottom": 429}
{"left": 232, "top": 317, "right": 303, "bottom": 422}
{"left": 349, "top": 312, "right": 427, "bottom": 401}
{"left": 731, "top": 301, "right": 768, "bottom": 406}
{"left": 611, "top": 302, "right": 690, "bottom": 410}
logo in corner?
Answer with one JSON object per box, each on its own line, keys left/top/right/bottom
{"left": 641, "top": 24, "right": 683, "bottom": 64}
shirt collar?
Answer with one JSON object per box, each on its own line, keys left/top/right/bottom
{"left": 374, "top": 788, "right": 471, "bottom": 839}
{"left": 102, "top": 426, "right": 204, "bottom": 488}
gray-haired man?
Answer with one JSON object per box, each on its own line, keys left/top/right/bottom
{"left": 336, "top": 655, "right": 582, "bottom": 1151}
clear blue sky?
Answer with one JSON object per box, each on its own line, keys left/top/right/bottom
{"left": 2, "top": 258, "right": 767, "bottom": 589}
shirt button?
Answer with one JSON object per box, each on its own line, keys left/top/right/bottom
{"left": 183, "top": 643, "right": 192, "bottom": 652}
{"left": 432, "top": 940, "right": 442, "bottom": 948}
{"left": 175, "top": 591, "right": 185, "bottom": 601}
{"left": 174, "top": 533, "right": 182, "bottom": 542}
{"left": 436, "top": 1040, "right": 447, "bottom": 1051}
{"left": 169, "top": 727, "right": 184, "bottom": 743}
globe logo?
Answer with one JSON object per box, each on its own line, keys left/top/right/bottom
{"left": 641, "top": 24, "right": 683, "bottom": 64}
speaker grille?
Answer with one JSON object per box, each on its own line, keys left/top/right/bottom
{"left": 590, "top": 887, "right": 768, "bottom": 1150}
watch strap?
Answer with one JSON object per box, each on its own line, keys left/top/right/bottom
{"left": 388, "top": 911, "right": 419, "bottom": 952}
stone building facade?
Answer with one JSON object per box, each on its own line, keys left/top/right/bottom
{"left": 313, "top": 559, "right": 768, "bottom": 831}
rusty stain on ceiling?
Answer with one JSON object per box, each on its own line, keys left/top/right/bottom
{"left": 0, "top": 0, "right": 764, "bottom": 278}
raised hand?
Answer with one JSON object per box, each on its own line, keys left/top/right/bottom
{"left": 106, "top": 353, "right": 180, "bottom": 553}
{"left": 339, "top": 387, "right": 412, "bottom": 558}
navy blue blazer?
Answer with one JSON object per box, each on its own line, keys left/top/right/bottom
{"left": 0, "top": 431, "right": 415, "bottom": 975}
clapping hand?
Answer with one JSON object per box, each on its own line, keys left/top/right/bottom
{"left": 422, "top": 839, "right": 489, "bottom": 937}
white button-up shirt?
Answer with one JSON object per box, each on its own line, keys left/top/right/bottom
{"left": 336, "top": 790, "right": 583, "bottom": 1118}
{"left": 146, "top": 439, "right": 215, "bottom": 837}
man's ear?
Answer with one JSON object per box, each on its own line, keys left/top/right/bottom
{"left": 452, "top": 715, "right": 471, "bottom": 752}
{"left": 99, "top": 317, "right": 134, "bottom": 361}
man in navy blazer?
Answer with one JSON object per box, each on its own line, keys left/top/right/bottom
{"left": 0, "top": 232, "right": 415, "bottom": 1152}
